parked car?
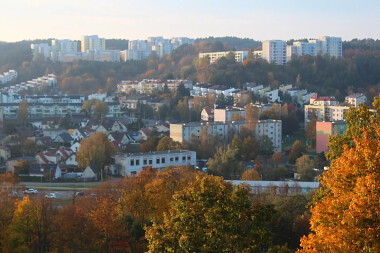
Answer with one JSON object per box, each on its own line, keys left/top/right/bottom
{"left": 44, "top": 193, "right": 56, "bottom": 199}
{"left": 24, "top": 189, "right": 38, "bottom": 194}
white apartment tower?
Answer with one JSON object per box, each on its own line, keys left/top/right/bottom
{"left": 262, "top": 40, "right": 287, "bottom": 65}
{"left": 52, "top": 39, "right": 78, "bottom": 53}
{"left": 81, "top": 35, "right": 106, "bottom": 52}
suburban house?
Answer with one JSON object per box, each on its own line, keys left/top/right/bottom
{"left": 201, "top": 106, "right": 214, "bottom": 121}
{"left": 29, "top": 163, "right": 62, "bottom": 179}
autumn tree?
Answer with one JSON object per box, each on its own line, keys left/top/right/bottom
{"left": 76, "top": 133, "right": 115, "bottom": 172}
{"left": 146, "top": 175, "right": 273, "bottom": 252}
{"left": 305, "top": 114, "right": 316, "bottom": 147}
{"left": 270, "top": 151, "right": 284, "bottom": 166}
{"left": 82, "top": 99, "right": 109, "bottom": 119}
{"left": 6, "top": 197, "right": 55, "bottom": 253}
{"left": 245, "top": 103, "right": 259, "bottom": 132}
{"left": 299, "top": 126, "right": 380, "bottom": 252}
{"left": 241, "top": 169, "right": 261, "bottom": 181}
{"left": 299, "top": 97, "right": 380, "bottom": 252}
{"left": 327, "top": 95, "right": 380, "bottom": 161}
{"left": 288, "top": 140, "right": 307, "bottom": 164}
{"left": 156, "top": 136, "right": 178, "bottom": 151}
{"left": 139, "top": 141, "right": 155, "bottom": 153}
{"left": 17, "top": 100, "right": 29, "bottom": 124}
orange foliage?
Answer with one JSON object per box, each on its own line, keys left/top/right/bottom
{"left": 298, "top": 127, "right": 380, "bottom": 252}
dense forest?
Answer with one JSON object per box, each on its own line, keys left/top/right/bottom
{"left": 0, "top": 38, "right": 380, "bottom": 100}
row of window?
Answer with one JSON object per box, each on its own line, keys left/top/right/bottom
{"left": 130, "top": 155, "right": 192, "bottom": 166}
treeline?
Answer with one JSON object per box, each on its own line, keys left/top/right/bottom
{"left": 0, "top": 168, "right": 313, "bottom": 253}
{"left": 1, "top": 39, "right": 380, "bottom": 99}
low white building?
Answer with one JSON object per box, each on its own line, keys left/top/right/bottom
{"left": 114, "top": 150, "right": 197, "bottom": 176}
{"left": 199, "top": 51, "right": 248, "bottom": 64}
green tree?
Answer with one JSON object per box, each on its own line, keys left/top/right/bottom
{"left": 295, "top": 154, "right": 317, "bottom": 181}
{"left": 207, "top": 146, "right": 245, "bottom": 179}
{"left": 259, "top": 135, "right": 274, "bottom": 156}
{"left": 146, "top": 175, "right": 273, "bottom": 252}
{"left": 241, "top": 136, "right": 258, "bottom": 161}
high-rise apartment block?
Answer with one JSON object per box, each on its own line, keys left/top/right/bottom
{"left": 52, "top": 39, "right": 78, "bottom": 53}
{"left": 81, "top": 35, "right": 106, "bottom": 52}
{"left": 288, "top": 36, "right": 342, "bottom": 60}
{"left": 199, "top": 51, "right": 248, "bottom": 64}
{"left": 262, "top": 40, "right": 287, "bottom": 65}
{"left": 30, "top": 43, "right": 51, "bottom": 60}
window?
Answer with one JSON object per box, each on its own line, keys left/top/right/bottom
{"left": 136, "top": 159, "right": 140, "bottom": 166}
{"left": 149, "top": 159, "right": 153, "bottom": 165}
{"left": 156, "top": 158, "right": 160, "bottom": 164}
{"left": 170, "top": 157, "right": 174, "bottom": 162}
{"left": 130, "top": 171, "right": 137, "bottom": 176}
{"left": 187, "top": 156, "right": 191, "bottom": 160}
{"left": 130, "top": 159, "right": 134, "bottom": 166}
{"left": 175, "top": 156, "right": 179, "bottom": 162}
{"left": 182, "top": 156, "right": 186, "bottom": 161}
{"left": 161, "top": 157, "right": 165, "bottom": 163}
{"left": 143, "top": 159, "right": 147, "bottom": 165}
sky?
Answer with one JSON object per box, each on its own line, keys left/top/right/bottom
{"left": 1, "top": 0, "right": 379, "bottom": 42}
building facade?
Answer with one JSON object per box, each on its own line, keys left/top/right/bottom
{"left": 81, "top": 35, "right": 106, "bottom": 52}
{"left": 170, "top": 120, "right": 282, "bottom": 152}
{"left": 262, "top": 40, "right": 287, "bottom": 65}
{"left": 113, "top": 150, "right": 196, "bottom": 176}
{"left": 316, "top": 121, "right": 347, "bottom": 153}
{"left": 199, "top": 51, "right": 248, "bottom": 64}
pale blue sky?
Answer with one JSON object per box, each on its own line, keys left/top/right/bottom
{"left": 1, "top": 0, "right": 379, "bottom": 42}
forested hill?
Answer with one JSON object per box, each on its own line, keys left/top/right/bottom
{"left": 0, "top": 39, "right": 379, "bottom": 100}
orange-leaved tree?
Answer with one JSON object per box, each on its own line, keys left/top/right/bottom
{"left": 298, "top": 97, "right": 380, "bottom": 252}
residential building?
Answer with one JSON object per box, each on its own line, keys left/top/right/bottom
{"left": 345, "top": 93, "right": 367, "bottom": 107}
{"left": 51, "top": 39, "right": 78, "bottom": 53}
{"left": 262, "top": 40, "right": 287, "bottom": 65}
{"left": 255, "top": 119, "right": 282, "bottom": 152}
{"left": 0, "top": 70, "right": 17, "bottom": 84}
{"left": 214, "top": 107, "right": 246, "bottom": 123}
{"left": 81, "top": 35, "right": 106, "bottom": 52}
{"left": 170, "top": 120, "right": 282, "bottom": 152}
{"left": 199, "top": 51, "right": 248, "bottom": 64}
{"left": 120, "top": 49, "right": 153, "bottom": 61}
{"left": 86, "top": 50, "right": 120, "bottom": 62}
{"left": 30, "top": 43, "right": 51, "bottom": 60}
{"left": 316, "top": 121, "right": 347, "bottom": 153}
{"left": 314, "top": 36, "right": 342, "bottom": 58}
{"left": 304, "top": 94, "right": 349, "bottom": 126}
{"left": 113, "top": 150, "right": 197, "bottom": 176}
{"left": 201, "top": 106, "right": 214, "bottom": 121}
{"left": 287, "top": 41, "right": 317, "bottom": 61}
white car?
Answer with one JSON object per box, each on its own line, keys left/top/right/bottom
{"left": 45, "top": 193, "right": 57, "bottom": 199}
{"left": 24, "top": 189, "right": 38, "bottom": 194}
